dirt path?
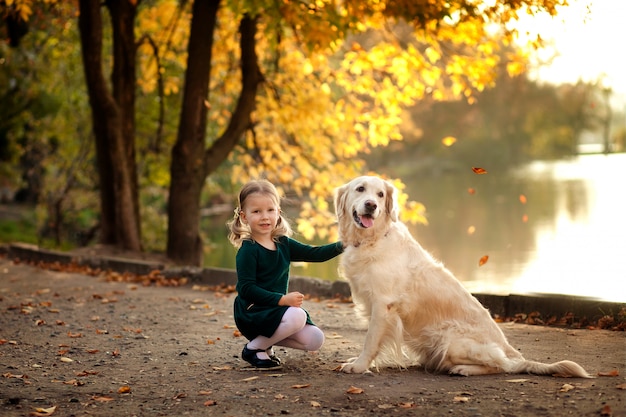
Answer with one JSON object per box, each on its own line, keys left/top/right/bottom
{"left": 1, "top": 257, "right": 625, "bottom": 417}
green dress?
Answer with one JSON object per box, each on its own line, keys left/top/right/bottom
{"left": 233, "top": 236, "right": 343, "bottom": 340}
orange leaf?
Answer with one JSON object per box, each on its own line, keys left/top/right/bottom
{"left": 467, "top": 226, "right": 476, "bottom": 235}
{"left": 204, "top": 400, "right": 217, "bottom": 406}
{"left": 346, "top": 386, "right": 364, "bottom": 394}
{"left": 478, "top": 255, "right": 489, "bottom": 266}
{"left": 472, "top": 167, "right": 487, "bottom": 174}
{"left": 519, "top": 194, "right": 527, "bottom": 204}
{"left": 522, "top": 214, "right": 528, "bottom": 223}
{"left": 598, "top": 369, "right": 619, "bottom": 377}
{"left": 467, "top": 188, "right": 476, "bottom": 195}
{"left": 600, "top": 405, "right": 612, "bottom": 416}
{"left": 118, "top": 385, "right": 131, "bottom": 394}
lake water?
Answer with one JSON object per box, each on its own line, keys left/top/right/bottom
{"left": 204, "top": 153, "right": 626, "bottom": 302}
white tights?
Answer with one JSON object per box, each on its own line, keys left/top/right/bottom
{"left": 246, "top": 307, "right": 325, "bottom": 359}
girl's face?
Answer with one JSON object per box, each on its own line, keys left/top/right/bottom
{"left": 240, "top": 193, "right": 280, "bottom": 240}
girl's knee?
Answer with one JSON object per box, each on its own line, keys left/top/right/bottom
{"left": 282, "top": 307, "right": 307, "bottom": 332}
{"left": 306, "top": 326, "right": 325, "bottom": 351}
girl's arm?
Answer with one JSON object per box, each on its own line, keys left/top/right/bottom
{"left": 287, "top": 238, "right": 343, "bottom": 262}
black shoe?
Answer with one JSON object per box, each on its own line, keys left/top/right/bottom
{"left": 241, "top": 345, "right": 281, "bottom": 368}
{"left": 267, "top": 347, "right": 281, "bottom": 364}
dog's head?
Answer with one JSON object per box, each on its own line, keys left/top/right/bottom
{"left": 334, "top": 176, "right": 399, "bottom": 244}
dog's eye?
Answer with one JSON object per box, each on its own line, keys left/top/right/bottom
{"left": 378, "top": 192, "right": 384, "bottom": 198}
{"left": 356, "top": 186, "right": 365, "bottom": 192}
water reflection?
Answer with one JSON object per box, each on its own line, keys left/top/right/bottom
{"left": 202, "top": 153, "right": 626, "bottom": 302}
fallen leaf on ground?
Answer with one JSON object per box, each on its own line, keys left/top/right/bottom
{"left": 291, "top": 384, "right": 311, "bottom": 389}
{"left": 59, "top": 357, "right": 73, "bottom": 363}
{"left": 29, "top": 406, "right": 56, "bottom": 416}
{"left": 560, "top": 383, "right": 575, "bottom": 392}
{"left": 506, "top": 379, "right": 529, "bottom": 383}
{"left": 346, "top": 386, "right": 364, "bottom": 394}
{"left": 118, "top": 385, "right": 131, "bottom": 394}
{"left": 598, "top": 369, "right": 619, "bottom": 377}
{"left": 310, "top": 400, "right": 321, "bottom": 407}
{"left": 91, "top": 396, "right": 114, "bottom": 402}
{"left": 241, "top": 376, "right": 259, "bottom": 382}
{"left": 600, "top": 404, "right": 612, "bottom": 416}
{"left": 454, "top": 396, "right": 470, "bottom": 403}
{"left": 204, "top": 400, "right": 217, "bottom": 406}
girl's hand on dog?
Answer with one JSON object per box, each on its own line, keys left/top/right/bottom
{"left": 279, "top": 292, "right": 304, "bottom": 307}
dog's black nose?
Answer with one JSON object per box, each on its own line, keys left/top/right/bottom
{"left": 364, "top": 200, "right": 377, "bottom": 212}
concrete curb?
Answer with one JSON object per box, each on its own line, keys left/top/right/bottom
{"left": 2, "top": 242, "right": 623, "bottom": 323}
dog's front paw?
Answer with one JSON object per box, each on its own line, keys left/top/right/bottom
{"left": 340, "top": 360, "right": 371, "bottom": 374}
{"left": 448, "top": 365, "right": 471, "bottom": 376}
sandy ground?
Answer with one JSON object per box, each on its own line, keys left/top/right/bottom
{"left": 1, "top": 256, "right": 625, "bottom": 417}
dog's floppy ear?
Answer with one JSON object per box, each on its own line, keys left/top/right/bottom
{"left": 334, "top": 183, "right": 348, "bottom": 219}
{"left": 384, "top": 180, "right": 399, "bottom": 222}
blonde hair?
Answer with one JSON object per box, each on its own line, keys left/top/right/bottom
{"left": 227, "top": 179, "right": 293, "bottom": 248}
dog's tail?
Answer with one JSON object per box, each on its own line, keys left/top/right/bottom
{"left": 509, "top": 359, "right": 592, "bottom": 378}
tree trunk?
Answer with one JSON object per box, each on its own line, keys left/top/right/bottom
{"left": 78, "top": 0, "right": 141, "bottom": 251}
{"left": 167, "top": 3, "right": 263, "bottom": 265}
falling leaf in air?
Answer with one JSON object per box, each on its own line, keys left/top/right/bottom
{"left": 468, "top": 188, "right": 476, "bottom": 195}
{"left": 522, "top": 214, "right": 528, "bottom": 223}
{"left": 29, "top": 406, "right": 57, "bottom": 416}
{"left": 472, "top": 167, "right": 487, "bottom": 174}
{"left": 467, "top": 226, "right": 476, "bottom": 235}
{"left": 346, "top": 386, "right": 364, "bottom": 394}
{"left": 519, "top": 194, "right": 527, "bottom": 204}
{"left": 478, "top": 255, "right": 489, "bottom": 266}
{"left": 441, "top": 136, "right": 457, "bottom": 147}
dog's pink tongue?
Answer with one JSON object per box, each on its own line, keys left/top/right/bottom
{"left": 360, "top": 215, "right": 374, "bottom": 228}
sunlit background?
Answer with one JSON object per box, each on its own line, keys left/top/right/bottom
{"left": 215, "top": 1, "right": 626, "bottom": 303}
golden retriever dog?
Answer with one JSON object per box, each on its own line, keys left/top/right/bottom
{"left": 334, "top": 175, "right": 590, "bottom": 377}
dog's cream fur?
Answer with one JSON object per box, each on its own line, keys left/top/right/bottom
{"left": 334, "top": 176, "right": 591, "bottom": 377}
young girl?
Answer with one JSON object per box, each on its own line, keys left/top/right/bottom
{"left": 227, "top": 179, "right": 343, "bottom": 369}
